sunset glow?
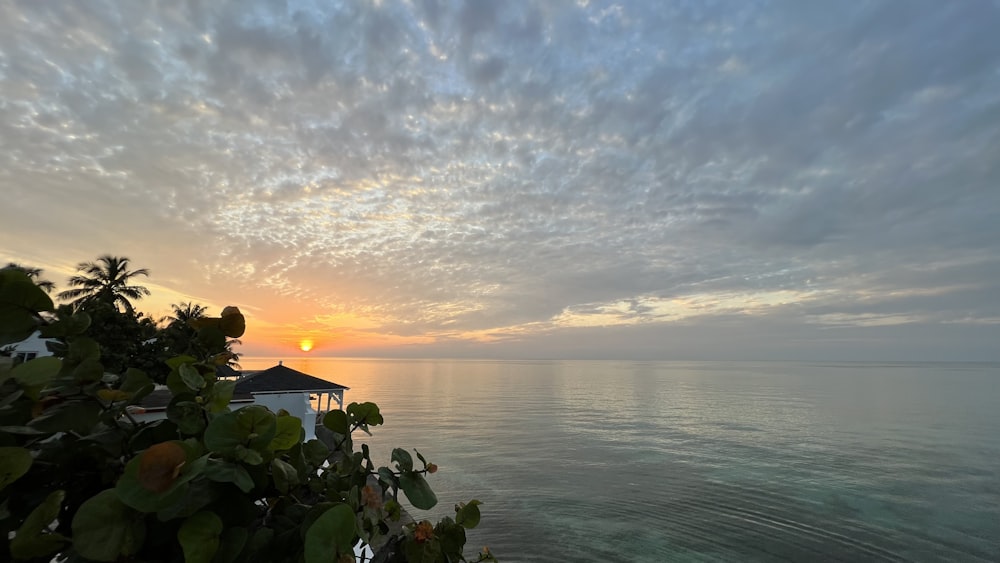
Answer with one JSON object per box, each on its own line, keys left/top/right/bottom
{"left": 1, "top": 3, "right": 997, "bottom": 361}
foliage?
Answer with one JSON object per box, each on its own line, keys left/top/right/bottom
{"left": 2, "top": 264, "right": 55, "bottom": 294}
{"left": 0, "top": 268, "right": 496, "bottom": 563}
{"left": 57, "top": 254, "right": 151, "bottom": 314}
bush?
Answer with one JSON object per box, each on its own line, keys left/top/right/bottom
{"left": 0, "top": 268, "right": 496, "bottom": 562}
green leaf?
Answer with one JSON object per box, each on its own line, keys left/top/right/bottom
{"left": 438, "top": 519, "right": 468, "bottom": 556}
{"left": 302, "top": 440, "right": 330, "bottom": 466}
{"left": 219, "top": 308, "right": 246, "bottom": 338}
{"left": 72, "top": 357, "right": 105, "bottom": 383}
{"left": 10, "top": 490, "right": 67, "bottom": 559}
{"left": 347, "top": 401, "right": 383, "bottom": 427}
{"left": 167, "top": 396, "right": 207, "bottom": 436}
{"left": 28, "top": 399, "right": 102, "bottom": 434}
{"left": 304, "top": 503, "right": 356, "bottom": 563}
{"left": 203, "top": 412, "right": 241, "bottom": 454}
{"left": 270, "top": 458, "right": 299, "bottom": 493}
{"left": 11, "top": 356, "right": 62, "bottom": 388}
{"left": 234, "top": 445, "right": 264, "bottom": 466}
{"left": 116, "top": 454, "right": 208, "bottom": 512}
{"left": 178, "top": 511, "right": 223, "bottom": 563}
{"left": 322, "top": 409, "right": 349, "bottom": 434}
{"left": 166, "top": 355, "right": 198, "bottom": 369}
{"left": 399, "top": 471, "right": 437, "bottom": 510}
{"left": 204, "top": 460, "right": 256, "bottom": 493}
{"left": 377, "top": 467, "right": 398, "bottom": 489}
{"left": 208, "top": 380, "right": 236, "bottom": 413}
{"left": 0, "top": 269, "right": 52, "bottom": 346}
{"left": 204, "top": 406, "right": 277, "bottom": 457}
{"left": 391, "top": 448, "right": 414, "bottom": 472}
{"left": 236, "top": 405, "right": 277, "bottom": 449}
{"left": 179, "top": 363, "right": 206, "bottom": 391}
{"left": 67, "top": 336, "right": 101, "bottom": 363}
{"left": 71, "top": 489, "right": 145, "bottom": 561}
{"left": 121, "top": 368, "right": 153, "bottom": 393}
{"left": 455, "top": 500, "right": 483, "bottom": 529}
{"left": 269, "top": 415, "right": 303, "bottom": 451}
{"left": 0, "top": 446, "right": 32, "bottom": 492}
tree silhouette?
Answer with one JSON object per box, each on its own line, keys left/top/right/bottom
{"left": 4, "top": 262, "right": 56, "bottom": 293}
{"left": 58, "top": 254, "right": 151, "bottom": 313}
{"left": 162, "top": 301, "right": 208, "bottom": 327}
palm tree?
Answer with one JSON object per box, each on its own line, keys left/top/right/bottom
{"left": 163, "top": 302, "right": 208, "bottom": 327}
{"left": 58, "top": 255, "right": 151, "bottom": 314}
{"left": 4, "top": 262, "right": 56, "bottom": 293}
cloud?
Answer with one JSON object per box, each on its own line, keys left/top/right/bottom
{"left": 1, "top": 0, "right": 999, "bottom": 360}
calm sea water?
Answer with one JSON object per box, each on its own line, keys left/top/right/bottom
{"left": 240, "top": 358, "right": 1000, "bottom": 562}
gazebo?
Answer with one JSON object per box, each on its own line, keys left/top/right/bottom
{"left": 233, "top": 361, "right": 349, "bottom": 422}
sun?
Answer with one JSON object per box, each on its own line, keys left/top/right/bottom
{"left": 299, "top": 339, "right": 314, "bottom": 352}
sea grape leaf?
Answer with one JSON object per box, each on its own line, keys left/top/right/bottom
{"left": 270, "top": 458, "right": 299, "bottom": 493}
{"left": 204, "top": 406, "right": 277, "bottom": 456}
{"left": 237, "top": 405, "right": 277, "bottom": 449}
{"left": 269, "top": 415, "right": 303, "bottom": 451}
{"left": 438, "top": 519, "right": 467, "bottom": 556}
{"left": 0, "top": 446, "right": 32, "bottom": 492}
{"left": 322, "top": 409, "right": 349, "bottom": 435}
{"left": 203, "top": 412, "right": 241, "bottom": 454}
{"left": 116, "top": 451, "right": 208, "bottom": 512}
{"left": 10, "top": 489, "right": 67, "bottom": 559}
{"left": 178, "top": 511, "right": 222, "bottom": 563}
{"left": 167, "top": 395, "right": 207, "bottom": 436}
{"left": 121, "top": 368, "right": 154, "bottom": 404}
{"left": 166, "top": 355, "right": 198, "bottom": 370}
{"left": 391, "top": 448, "right": 414, "bottom": 473}
{"left": 455, "top": 500, "right": 483, "bottom": 529}
{"left": 347, "top": 401, "right": 383, "bottom": 427}
{"left": 11, "top": 356, "right": 62, "bottom": 389}
{"left": 0, "top": 269, "right": 52, "bottom": 345}
{"left": 302, "top": 439, "right": 330, "bottom": 466}
{"left": 67, "top": 336, "right": 101, "bottom": 364}
{"left": 304, "top": 503, "right": 356, "bottom": 563}
{"left": 179, "top": 363, "right": 206, "bottom": 391}
{"left": 219, "top": 307, "right": 246, "bottom": 338}
{"left": 28, "top": 400, "right": 101, "bottom": 434}
{"left": 137, "top": 441, "right": 188, "bottom": 493}
{"left": 72, "top": 357, "right": 105, "bottom": 383}
{"left": 71, "top": 488, "right": 145, "bottom": 561}
{"left": 208, "top": 379, "right": 236, "bottom": 413}
{"left": 234, "top": 445, "right": 264, "bottom": 466}
{"left": 399, "top": 471, "right": 437, "bottom": 510}
{"left": 203, "top": 460, "right": 255, "bottom": 493}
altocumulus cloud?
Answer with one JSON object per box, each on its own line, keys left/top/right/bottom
{"left": 1, "top": 0, "right": 999, "bottom": 360}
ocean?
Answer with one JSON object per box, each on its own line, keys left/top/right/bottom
{"left": 239, "top": 358, "right": 1000, "bottom": 562}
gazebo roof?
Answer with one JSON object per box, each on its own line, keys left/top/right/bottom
{"left": 136, "top": 363, "right": 347, "bottom": 412}
{"left": 233, "top": 363, "right": 349, "bottom": 395}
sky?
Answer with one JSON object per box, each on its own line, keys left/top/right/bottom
{"left": 2, "top": 0, "right": 999, "bottom": 361}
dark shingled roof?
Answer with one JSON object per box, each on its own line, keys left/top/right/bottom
{"left": 233, "top": 364, "right": 348, "bottom": 395}
{"left": 136, "top": 364, "right": 346, "bottom": 411}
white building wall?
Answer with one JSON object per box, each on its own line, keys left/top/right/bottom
{"left": 250, "top": 392, "right": 318, "bottom": 441}
{"left": 6, "top": 331, "right": 54, "bottom": 362}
